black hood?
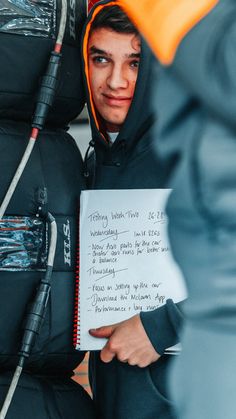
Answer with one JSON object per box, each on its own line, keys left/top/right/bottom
{"left": 0, "top": 0, "right": 87, "bottom": 126}
{"left": 81, "top": 0, "right": 156, "bottom": 149}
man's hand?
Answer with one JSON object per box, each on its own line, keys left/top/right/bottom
{"left": 89, "top": 314, "right": 161, "bottom": 368}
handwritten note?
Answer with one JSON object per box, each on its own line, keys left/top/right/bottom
{"left": 76, "top": 189, "right": 187, "bottom": 350}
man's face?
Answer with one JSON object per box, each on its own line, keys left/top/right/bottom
{"left": 88, "top": 28, "right": 141, "bottom": 132}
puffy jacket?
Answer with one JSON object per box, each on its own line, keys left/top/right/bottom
{"left": 0, "top": 1, "right": 96, "bottom": 418}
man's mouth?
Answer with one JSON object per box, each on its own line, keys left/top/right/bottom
{"left": 102, "top": 94, "right": 132, "bottom": 106}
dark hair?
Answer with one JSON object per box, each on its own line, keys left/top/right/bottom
{"left": 90, "top": 5, "right": 138, "bottom": 36}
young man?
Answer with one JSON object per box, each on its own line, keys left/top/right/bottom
{"left": 82, "top": 3, "right": 184, "bottom": 419}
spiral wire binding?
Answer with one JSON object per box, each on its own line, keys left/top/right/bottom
{"left": 73, "top": 209, "right": 81, "bottom": 349}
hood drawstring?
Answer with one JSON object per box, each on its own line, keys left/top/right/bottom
{"left": 83, "top": 139, "right": 96, "bottom": 187}
{"left": 83, "top": 137, "right": 129, "bottom": 188}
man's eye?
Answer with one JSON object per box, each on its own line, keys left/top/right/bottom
{"left": 93, "top": 56, "right": 108, "bottom": 64}
{"left": 130, "top": 60, "right": 140, "bottom": 68}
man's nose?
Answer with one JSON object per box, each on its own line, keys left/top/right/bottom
{"left": 107, "top": 65, "right": 128, "bottom": 90}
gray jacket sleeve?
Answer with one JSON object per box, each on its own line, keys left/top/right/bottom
{"left": 140, "top": 299, "right": 185, "bottom": 355}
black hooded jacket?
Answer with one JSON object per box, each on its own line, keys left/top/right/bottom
{"left": 82, "top": 2, "right": 183, "bottom": 418}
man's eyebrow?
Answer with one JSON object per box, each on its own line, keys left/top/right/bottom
{"left": 88, "top": 46, "right": 141, "bottom": 59}
{"left": 128, "top": 52, "right": 141, "bottom": 59}
{"left": 89, "top": 46, "right": 111, "bottom": 56}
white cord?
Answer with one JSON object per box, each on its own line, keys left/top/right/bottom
{"left": 0, "top": 366, "right": 22, "bottom": 419}
{"left": 0, "top": 215, "right": 57, "bottom": 419}
{"left": 56, "top": 0, "right": 67, "bottom": 46}
{"left": 47, "top": 219, "right": 57, "bottom": 267}
{"left": 0, "top": 137, "right": 35, "bottom": 220}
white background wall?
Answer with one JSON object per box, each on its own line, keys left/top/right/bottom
{"left": 69, "top": 122, "right": 91, "bottom": 158}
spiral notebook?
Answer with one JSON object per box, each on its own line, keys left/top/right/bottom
{"left": 73, "top": 189, "right": 187, "bottom": 351}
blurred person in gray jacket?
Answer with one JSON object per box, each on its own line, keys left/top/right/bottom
{"left": 117, "top": 0, "right": 236, "bottom": 418}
